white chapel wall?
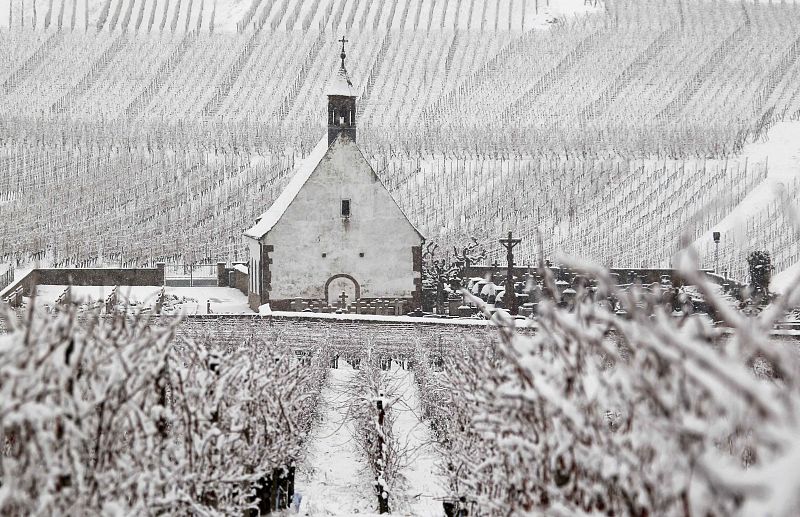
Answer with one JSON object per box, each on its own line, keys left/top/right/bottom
{"left": 262, "top": 137, "right": 421, "bottom": 302}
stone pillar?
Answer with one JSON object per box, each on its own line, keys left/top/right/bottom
{"left": 156, "top": 263, "right": 165, "bottom": 286}
{"left": 261, "top": 244, "right": 274, "bottom": 307}
{"left": 217, "top": 262, "right": 228, "bottom": 287}
{"left": 412, "top": 246, "right": 423, "bottom": 310}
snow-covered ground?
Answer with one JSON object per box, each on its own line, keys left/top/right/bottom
{"left": 389, "top": 367, "right": 447, "bottom": 515}
{"left": 296, "top": 361, "right": 446, "bottom": 516}
{"left": 269, "top": 309, "right": 535, "bottom": 327}
{"left": 772, "top": 263, "right": 800, "bottom": 295}
{"left": 689, "top": 121, "right": 800, "bottom": 291}
{"left": 31, "top": 284, "right": 253, "bottom": 314}
{"left": 0, "top": 0, "right": 603, "bottom": 33}
{"left": 699, "top": 122, "right": 800, "bottom": 239}
{"left": 295, "top": 363, "right": 377, "bottom": 515}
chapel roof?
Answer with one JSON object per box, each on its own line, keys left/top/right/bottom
{"left": 243, "top": 135, "right": 329, "bottom": 240}
{"left": 327, "top": 65, "right": 357, "bottom": 97}
{"left": 242, "top": 132, "right": 425, "bottom": 242}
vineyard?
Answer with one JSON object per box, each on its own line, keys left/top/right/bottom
{"left": 3, "top": 261, "right": 800, "bottom": 514}
{"left": 412, "top": 267, "right": 800, "bottom": 514}
{"left": 0, "top": 306, "right": 330, "bottom": 514}
{"left": 3, "top": 1, "right": 800, "bottom": 514}
{"left": 2, "top": 0, "right": 800, "bottom": 282}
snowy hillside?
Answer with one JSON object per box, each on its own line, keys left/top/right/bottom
{"left": 0, "top": 0, "right": 799, "bottom": 283}
{"left": 692, "top": 122, "right": 800, "bottom": 287}
{"left": 0, "top": 0, "right": 603, "bottom": 33}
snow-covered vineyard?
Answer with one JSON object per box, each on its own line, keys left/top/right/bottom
{"left": 3, "top": 0, "right": 800, "bottom": 515}
{"left": 3, "top": 270, "right": 800, "bottom": 515}
{"left": 1, "top": 0, "right": 800, "bottom": 281}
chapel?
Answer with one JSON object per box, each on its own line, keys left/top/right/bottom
{"left": 243, "top": 42, "right": 425, "bottom": 312}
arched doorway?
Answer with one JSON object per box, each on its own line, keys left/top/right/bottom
{"left": 325, "top": 274, "right": 360, "bottom": 307}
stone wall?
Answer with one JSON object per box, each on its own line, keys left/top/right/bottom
{"left": 231, "top": 266, "right": 249, "bottom": 296}
{"left": 268, "top": 297, "right": 414, "bottom": 315}
{"left": 464, "top": 265, "right": 537, "bottom": 281}
{"left": 214, "top": 263, "right": 249, "bottom": 296}
{"left": 248, "top": 291, "right": 262, "bottom": 311}
{"left": 7, "top": 265, "right": 165, "bottom": 296}
{"left": 465, "top": 265, "right": 725, "bottom": 288}
{"left": 217, "top": 262, "right": 228, "bottom": 287}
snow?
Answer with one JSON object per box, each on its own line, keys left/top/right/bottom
{"left": 267, "top": 309, "right": 537, "bottom": 327}
{"left": 296, "top": 361, "right": 447, "bottom": 516}
{"left": 524, "top": 0, "right": 602, "bottom": 30}
{"left": 296, "top": 362, "right": 377, "bottom": 515}
{"left": 31, "top": 285, "right": 254, "bottom": 314}
{"left": 389, "top": 366, "right": 447, "bottom": 515}
{"left": 327, "top": 65, "right": 357, "bottom": 97}
{"left": 0, "top": 0, "right": 603, "bottom": 32}
{"left": 243, "top": 135, "right": 329, "bottom": 240}
{"left": 772, "top": 262, "right": 800, "bottom": 294}
{"left": 687, "top": 121, "right": 800, "bottom": 288}
{"left": 696, "top": 122, "right": 800, "bottom": 246}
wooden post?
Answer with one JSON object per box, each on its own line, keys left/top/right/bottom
{"left": 376, "top": 398, "right": 389, "bottom": 513}
{"left": 287, "top": 465, "right": 295, "bottom": 509}
{"left": 256, "top": 474, "right": 272, "bottom": 514}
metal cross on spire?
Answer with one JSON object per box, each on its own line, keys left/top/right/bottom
{"left": 339, "top": 36, "right": 349, "bottom": 69}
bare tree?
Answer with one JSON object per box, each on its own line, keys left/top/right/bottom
{"left": 422, "top": 241, "right": 461, "bottom": 314}
{"left": 453, "top": 236, "right": 487, "bottom": 278}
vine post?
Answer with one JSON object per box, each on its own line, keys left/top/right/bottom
{"left": 376, "top": 396, "right": 390, "bottom": 513}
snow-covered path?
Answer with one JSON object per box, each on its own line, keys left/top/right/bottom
{"left": 388, "top": 366, "right": 447, "bottom": 516}
{"left": 295, "top": 363, "right": 375, "bottom": 515}
{"left": 295, "top": 362, "right": 446, "bottom": 516}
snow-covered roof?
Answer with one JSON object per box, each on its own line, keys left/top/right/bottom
{"left": 243, "top": 136, "right": 330, "bottom": 240}
{"left": 327, "top": 66, "right": 357, "bottom": 97}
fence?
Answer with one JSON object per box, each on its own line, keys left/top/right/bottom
{"left": 164, "top": 264, "right": 218, "bottom": 287}
{"left": 0, "top": 263, "right": 15, "bottom": 293}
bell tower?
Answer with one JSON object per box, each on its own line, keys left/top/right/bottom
{"left": 327, "top": 36, "right": 357, "bottom": 146}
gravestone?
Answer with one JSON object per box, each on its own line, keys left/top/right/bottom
{"left": 448, "top": 294, "right": 462, "bottom": 316}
